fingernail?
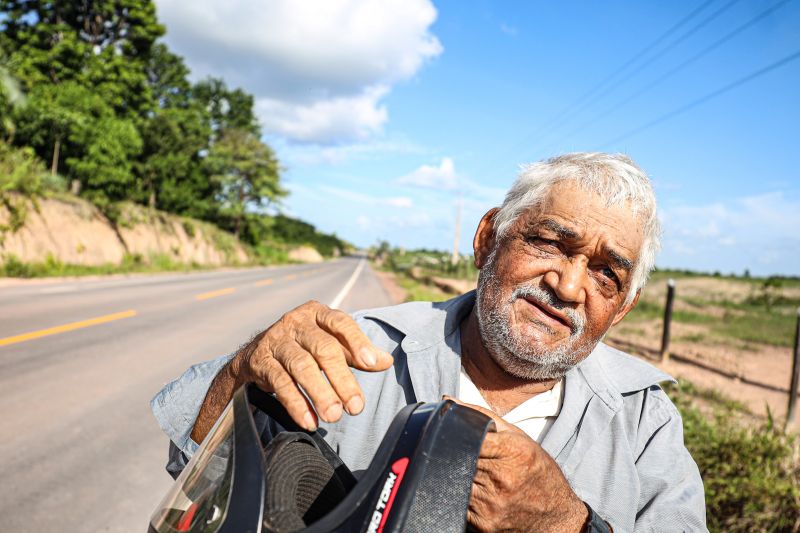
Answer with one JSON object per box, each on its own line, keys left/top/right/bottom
{"left": 303, "top": 411, "right": 317, "bottom": 431}
{"left": 360, "top": 347, "right": 377, "bottom": 367}
{"left": 346, "top": 395, "right": 364, "bottom": 415}
{"left": 325, "top": 402, "right": 343, "bottom": 421}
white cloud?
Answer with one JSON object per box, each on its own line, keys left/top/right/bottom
{"left": 255, "top": 86, "right": 389, "bottom": 143}
{"left": 385, "top": 197, "right": 414, "bottom": 208}
{"left": 319, "top": 185, "right": 413, "bottom": 208}
{"left": 500, "top": 24, "right": 518, "bottom": 36}
{"left": 156, "top": 0, "right": 442, "bottom": 143}
{"left": 356, "top": 215, "right": 371, "bottom": 231}
{"left": 659, "top": 191, "right": 800, "bottom": 275}
{"left": 389, "top": 212, "right": 433, "bottom": 228}
{"left": 278, "top": 137, "right": 427, "bottom": 166}
{"left": 395, "top": 157, "right": 507, "bottom": 214}
{"left": 397, "top": 157, "right": 459, "bottom": 190}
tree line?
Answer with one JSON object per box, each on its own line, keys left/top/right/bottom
{"left": 0, "top": 0, "right": 345, "bottom": 254}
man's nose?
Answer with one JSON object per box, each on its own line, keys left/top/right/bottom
{"left": 543, "top": 256, "right": 587, "bottom": 304}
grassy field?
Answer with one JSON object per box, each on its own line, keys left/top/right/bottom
{"left": 625, "top": 270, "right": 800, "bottom": 348}
{"left": 608, "top": 269, "right": 799, "bottom": 424}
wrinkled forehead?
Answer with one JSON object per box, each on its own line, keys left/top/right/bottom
{"left": 515, "top": 182, "right": 646, "bottom": 256}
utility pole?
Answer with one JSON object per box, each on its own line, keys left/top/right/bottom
{"left": 786, "top": 307, "right": 800, "bottom": 429}
{"left": 660, "top": 279, "right": 676, "bottom": 362}
{"left": 451, "top": 196, "right": 462, "bottom": 266}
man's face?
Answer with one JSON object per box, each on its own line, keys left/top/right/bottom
{"left": 474, "top": 181, "right": 643, "bottom": 380}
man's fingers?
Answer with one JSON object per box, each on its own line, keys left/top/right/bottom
{"left": 467, "top": 483, "right": 497, "bottom": 533}
{"left": 273, "top": 341, "right": 344, "bottom": 424}
{"left": 294, "top": 328, "right": 365, "bottom": 415}
{"left": 314, "top": 306, "right": 393, "bottom": 370}
{"left": 254, "top": 357, "right": 318, "bottom": 431}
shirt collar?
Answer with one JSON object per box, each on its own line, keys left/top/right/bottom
{"left": 504, "top": 379, "right": 564, "bottom": 424}
{"left": 361, "top": 290, "right": 476, "bottom": 352}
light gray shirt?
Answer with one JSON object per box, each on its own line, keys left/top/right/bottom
{"left": 151, "top": 291, "right": 707, "bottom": 532}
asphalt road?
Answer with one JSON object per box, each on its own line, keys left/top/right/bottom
{"left": 0, "top": 256, "right": 394, "bottom": 532}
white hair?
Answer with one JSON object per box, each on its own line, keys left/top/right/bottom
{"left": 493, "top": 152, "right": 661, "bottom": 304}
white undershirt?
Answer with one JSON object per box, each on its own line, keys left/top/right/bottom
{"left": 457, "top": 367, "right": 564, "bottom": 443}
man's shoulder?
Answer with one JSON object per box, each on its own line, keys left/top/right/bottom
{"left": 352, "top": 291, "right": 476, "bottom": 348}
{"left": 589, "top": 342, "right": 676, "bottom": 396}
{"left": 585, "top": 344, "right": 683, "bottom": 448}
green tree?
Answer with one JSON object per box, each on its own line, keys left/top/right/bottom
{"left": 0, "top": 0, "right": 164, "bottom": 118}
{"left": 13, "top": 82, "right": 111, "bottom": 187}
{"left": 0, "top": 63, "right": 24, "bottom": 141}
{"left": 1, "top": 0, "right": 163, "bottom": 200}
{"left": 193, "top": 78, "right": 260, "bottom": 138}
{"left": 205, "top": 129, "right": 285, "bottom": 239}
{"left": 138, "top": 106, "right": 211, "bottom": 212}
{"left": 137, "top": 43, "right": 213, "bottom": 212}
{"left": 68, "top": 116, "right": 142, "bottom": 205}
{"left": 13, "top": 82, "right": 142, "bottom": 200}
{"left": 145, "top": 43, "right": 192, "bottom": 109}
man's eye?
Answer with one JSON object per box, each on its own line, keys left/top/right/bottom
{"left": 600, "top": 266, "right": 619, "bottom": 283}
{"left": 529, "top": 236, "right": 558, "bottom": 248}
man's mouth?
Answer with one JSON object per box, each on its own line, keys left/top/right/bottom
{"left": 521, "top": 297, "right": 573, "bottom": 332}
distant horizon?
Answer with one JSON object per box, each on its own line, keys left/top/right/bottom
{"left": 360, "top": 245, "right": 799, "bottom": 280}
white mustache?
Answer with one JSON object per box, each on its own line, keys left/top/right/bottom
{"left": 510, "top": 285, "right": 586, "bottom": 336}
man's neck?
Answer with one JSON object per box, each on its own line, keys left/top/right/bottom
{"left": 460, "top": 309, "right": 560, "bottom": 416}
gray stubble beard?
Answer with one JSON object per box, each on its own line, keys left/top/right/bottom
{"left": 474, "top": 249, "right": 597, "bottom": 381}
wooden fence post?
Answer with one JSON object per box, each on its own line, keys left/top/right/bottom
{"left": 660, "top": 279, "right": 676, "bottom": 363}
{"left": 786, "top": 307, "right": 800, "bottom": 429}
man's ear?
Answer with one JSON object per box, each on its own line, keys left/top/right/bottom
{"left": 611, "top": 290, "right": 640, "bottom": 327}
{"left": 473, "top": 208, "right": 500, "bottom": 269}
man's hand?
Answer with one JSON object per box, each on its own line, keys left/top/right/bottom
{"left": 446, "top": 398, "right": 588, "bottom": 533}
{"left": 191, "top": 300, "right": 393, "bottom": 443}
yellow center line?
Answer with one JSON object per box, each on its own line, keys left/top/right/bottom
{"left": 255, "top": 279, "right": 274, "bottom": 287}
{"left": 0, "top": 310, "right": 138, "bottom": 347}
{"left": 284, "top": 274, "right": 297, "bottom": 281}
{"left": 195, "top": 287, "right": 236, "bottom": 301}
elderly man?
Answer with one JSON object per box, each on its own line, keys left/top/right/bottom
{"left": 152, "top": 152, "right": 706, "bottom": 532}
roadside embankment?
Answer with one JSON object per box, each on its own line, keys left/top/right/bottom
{"left": 0, "top": 193, "right": 250, "bottom": 270}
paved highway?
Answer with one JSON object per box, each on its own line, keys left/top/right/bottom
{"left": 0, "top": 257, "right": 394, "bottom": 532}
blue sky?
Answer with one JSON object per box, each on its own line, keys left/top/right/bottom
{"left": 156, "top": 0, "right": 800, "bottom": 276}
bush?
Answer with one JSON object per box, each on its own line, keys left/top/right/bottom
{"left": 0, "top": 141, "right": 66, "bottom": 235}
{"left": 251, "top": 244, "right": 289, "bottom": 265}
{"left": 0, "top": 141, "right": 50, "bottom": 195}
{"left": 269, "top": 214, "right": 348, "bottom": 257}
{"left": 666, "top": 382, "right": 800, "bottom": 532}
{"left": 0, "top": 254, "right": 33, "bottom": 277}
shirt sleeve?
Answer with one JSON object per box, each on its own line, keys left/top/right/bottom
{"left": 150, "top": 353, "right": 233, "bottom": 474}
{"left": 634, "top": 387, "right": 708, "bottom": 532}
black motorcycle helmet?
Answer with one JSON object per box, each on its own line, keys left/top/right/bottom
{"left": 149, "top": 384, "right": 494, "bottom": 533}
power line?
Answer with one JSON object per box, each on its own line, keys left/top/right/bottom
{"left": 564, "top": 0, "right": 743, "bottom": 119}
{"left": 599, "top": 48, "right": 800, "bottom": 148}
{"left": 532, "top": 0, "right": 743, "bottom": 154}
{"left": 545, "top": 0, "right": 792, "bottom": 152}
{"left": 536, "top": 0, "right": 720, "bottom": 133}
{"left": 470, "top": 0, "right": 721, "bottom": 176}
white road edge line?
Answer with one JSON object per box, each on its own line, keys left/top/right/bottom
{"left": 329, "top": 258, "right": 366, "bottom": 309}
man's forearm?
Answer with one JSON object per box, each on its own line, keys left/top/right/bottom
{"left": 190, "top": 354, "right": 250, "bottom": 444}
